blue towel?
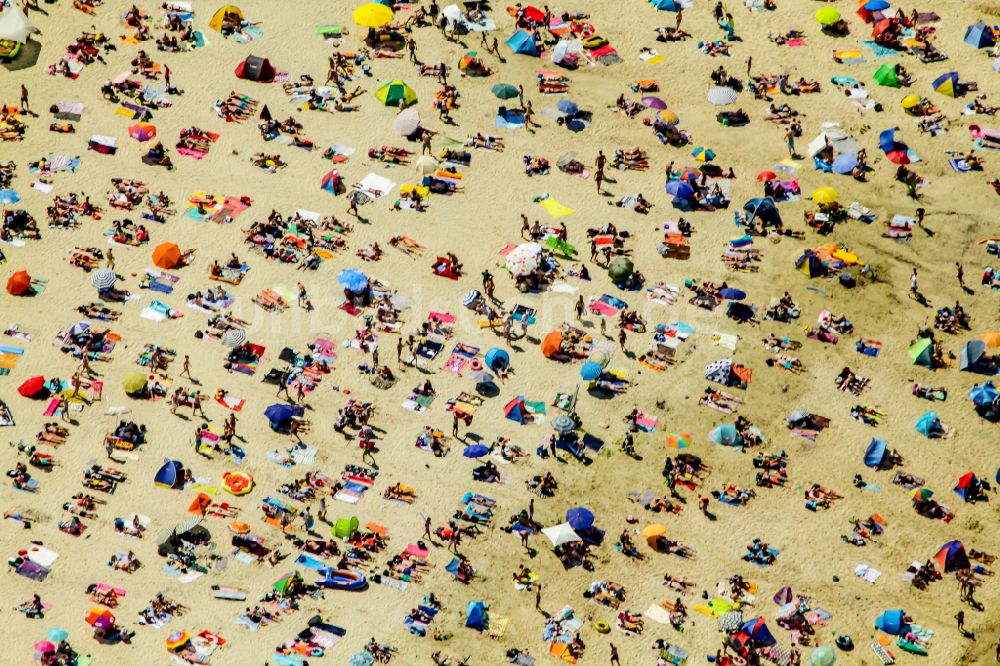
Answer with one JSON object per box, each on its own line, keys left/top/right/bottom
{"left": 861, "top": 40, "right": 899, "bottom": 59}
{"left": 148, "top": 280, "right": 173, "bottom": 294}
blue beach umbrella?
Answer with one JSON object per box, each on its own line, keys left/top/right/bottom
{"left": 566, "top": 507, "right": 595, "bottom": 530}
{"left": 580, "top": 361, "right": 603, "bottom": 381}
{"left": 337, "top": 269, "right": 368, "bottom": 291}
{"left": 463, "top": 444, "right": 490, "bottom": 458}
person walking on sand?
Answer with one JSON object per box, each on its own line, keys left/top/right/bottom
{"left": 79, "top": 352, "right": 95, "bottom": 378}
{"left": 785, "top": 128, "right": 796, "bottom": 158}
{"left": 191, "top": 391, "right": 208, "bottom": 420}
{"left": 576, "top": 295, "right": 585, "bottom": 320}
{"left": 535, "top": 584, "right": 543, "bottom": 611}
{"left": 610, "top": 643, "right": 621, "bottom": 666}
{"left": 421, "top": 130, "right": 432, "bottom": 155}
{"left": 452, "top": 411, "right": 461, "bottom": 438}
{"left": 595, "top": 169, "right": 605, "bottom": 193}
{"left": 20, "top": 85, "right": 29, "bottom": 113}
{"left": 910, "top": 267, "right": 918, "bottom": 297}
{"left": 396, "top": 336, "right": 405, "bottom": 369}
{"left": 423, "top": 515, "right": 432, "bottom": 540}
{"left": 106, "top": 248, "right": 115, "bottom": 269}
{"left": 956, "top": 262, "right": 964, "bottom": 288}
{"left": 181, "top": 355, "right": 193, "bottom": 380}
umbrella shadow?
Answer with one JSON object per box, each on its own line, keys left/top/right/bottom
{"left": 1, "top": 39, "right": 42, "bottom": 72}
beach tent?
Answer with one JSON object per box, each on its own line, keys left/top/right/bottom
{"left": 864, "top": 438, "right": 888, "bottom": 468}
{"left": 879, "top": 127, "right": 919, "bottom": 164}
{"left": 874, "top": 610, "right": 907, "bottom": 635}
{"left": 795, "top": 251, "right": 825, "bottom": 278}
{"left": 964, "top": 22, "right": 995, "bottom": 49}
{"left": 935, "top": 540, "right": 971, "bottom": 571}
{"left": 273, "top": 571, "right": 302, "bottom": 597}
{"left": 914, "top": 411, "right": 939, "bottom": 437}
{"left": 953, "top": 473, "right": 981, "bottom": 503}
{"left": 208, "top": 5, "right": 242, "bottom": 32}
{"left": 465, "top": 601, "right": 487, "bottom": 630}
{"left": 375, "top": 80, "right": 417, "bottom": 107}
{"left": 320, "top": 169, "right": 342, "bottom": 195}
{"left": 743, "top": 197, "right": 781, "bottom": 226}
{"left": 0, "top": 5, "right": 36, "bottom": 43}
{"left": 705, "top": 358, "right": 734, "bottom": 385}
{"left": 152, "top": 242, "right": 182, "bottom": 269}
{"left": 154, "top": 459, "right": 185, "bottom": 489}
{"left": 969, "top": 381, "right": 999, "bottom": 406}
{"left": 128, "top": 122, "right": 156, "bottom": 142}
{"left": 17, "top": 376, "right": 46, "bottom": 398}
{"left": 485, "top": 348, "right": 509, "bottom": 371}
{"left": 504, "top": 396, "right": 530, "bottom": 424}
{"left": 908, "top": 337, "right": 933, "bottom": 367}
{"left": 873, "top": 63, "right": 899, "bottom": 87}
{"left": 740, "top": 617, "right": 777, "bottom": 647}
{"left": 808, "top": 127, "right": 861, "bottom": 159}
{"left": 932, "top": 72, "right": 959, "bottom": 97}
{"left": 709, "top": 423, "right": 740, "bottom": 447}
{"left": 507, "top": 30, "right": 539, "bottom": 56}
{"left": 542, "top": 522, "right": 581, "bottom": 547}
{"left": 959, "top": 340, "right": 992, "bottom": 373}
{"left": 333, "top": 516, "right": 359, "bottom": 538}
{"left": 235, "top": 55, "right": 276, "bottom": 82}
{"left": 6, "top": 270, "right": 32, "bottom": 295}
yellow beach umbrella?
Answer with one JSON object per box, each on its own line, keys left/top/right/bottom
{"left": 656, "top": 109, "right": 678, "bottom": 125}
{"left": 815, "top": 7, "right": 841, "bottom": 25}
{"left": 901, "top": 95, "right": 920, "bottom": 110}
{"left": 640, "top": 523, "right": 667, "bottom": 538}
{"left": 123, "top": 372, "right": 148, "bottom": 394}
{"left": 812, "top": 187, "right": 838, "bottom": 204}
{"left": 353, "top": 3, "right": 393, "bottom": 27}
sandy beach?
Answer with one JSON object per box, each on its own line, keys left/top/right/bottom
{"left": 1, "top": 0, "right": 999, "bottom": 664}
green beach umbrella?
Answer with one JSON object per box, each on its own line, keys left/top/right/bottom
{"left": 815, "top": 7, "right": 840, "bottom": 26}
{"left": 492, "top": 83, "right": 519, "bottom": 100}
{"left": 375, "top": 80, "right": 417, "bottom": 107}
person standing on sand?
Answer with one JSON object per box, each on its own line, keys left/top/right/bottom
{"left": 106, "top": 248, "right": 115, "bottom": 269}
{"left": 20, "top": 85, "right": 29, "bottom": 112}
{"left": 609, "top": 643, "right": 621, "bottom": 666}
{"left": 956, "top": 262, "right": 964, "bottom": 288}
{"left": 535, "top": 584, "right": 542, "bottom": 611}
{"left": 181, "top": 354, "right": 193, "bottom": 380}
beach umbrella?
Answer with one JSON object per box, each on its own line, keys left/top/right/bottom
{"left": 123, "top": 372, "right": 148, "bottom": 394}
{"left": 0, "top": 5, "right": 36, "bottom": 43}
{"left": 692, "top": 147, "right": 716, "bottom": 162}
{"left": 665, "top": 432, "right": 692, "bottom": 449}
{"left": 492, "top": 82, "right": 519, "bottom": 99}
{"left": 85, "top": 608, "right": 115, "bottom": 629}
{"left": 656, "top": 108, "right": 679, "bottom": 125}
{"left": 911, "top": 488, "right": 933, "bottom": 501}
{"left": 485, "top": 348, "right": 509, "bottom": 370}
{"left": 349, "top": 653, "right": 376, "bottom": 666}
{"left": 580, "top": 361, "right": 603, "bottom": 381}
{"left": 128, "top": 122, "right": 156, "bottom": 142}
{"left": 556, "top": 100, "right": 579, "bottom": 116}
{"left": 152, "top": 242, "right": 182, "bottom": 269}
{"left": 590, "top": 350, "right": 612, "bottom": 368}
{"left": 353, "top": 3, "right": 393, "bottom": 27}
{"left": 608, "top": 256, "right": 634, "bottom": 283}
{"left": 414, "top": 155, "right": 438, "bottom": 176}
{"left": 756, "top": 170, "right": 777, "bottom": 181}
{"left": 719, "top": 288, "right": 746, "bottom": 300}
{"left": 469, "top": 369, "right": 494, "bottom": 385}
{"left": 462, "top": 444, "right": 489, "bottom": 458}
{"left": 980, "top": 331, "right": 1000, "bottom": 348}
{"left": 900, "top": 95, "right": 920, "bottom": 110}
{"left": 542, "top": 522, "right": 581, "bottom": 547}
{"left": 653, "top": 0, "right": 683, "bottom": 10}
{"left": 221, "top": 329, "right": 247, "bottom": 348}
{"left": 34, "top": 641, "right": 55, "bottom": 654}
{"left": 265, "top": 403, "right": 295, "bottom": 425}
{"left": 0, "top": 189, "right": 20, "bottom": 204}
{"left": 815, "top": 7, "right": 841, "bottom": 25}
{"left": 505, "top": 242, "right": 542, "bottom": 277}
{"left": 811, "top": 187, "right": 838, "bottom": 204}
{"left": 337, "top": 268, "right": 369, "bottom": 291}
{"left": 17, "top": 376, "right": 46, "bottom": 398}
{"left": 832, "top": 153, "right": 859, "bottom": 174}
{"left": 969, "top": 381, "right": 999, "bottom": 406}
{"left": 665, "top": 180, "right": 695, "bottom": 199}
{"left": 556, "top": 152, "right": 578, "bottom": 169}
{"left": 640, "top": 523, "right": 667, "bottom": 538}
{"left": 885, "top": 150, "right": 911, "bottom": 165}
{"left": 915, "top": 411, "right": 938, "bottom": 437}
{"left": 873, "top": 63, "right": 899, "bottom": 87}
{"left": 809, "top": 646, "right": 836, "bottom": 666}
{"left": 787, "top": 409, "right": 810, "bottom": 424}
{"left": 392, "top": 107, "right": 421, "bottom": 136}
{"left": 707, "top": 87, "right": 738, "bottom": 106}
{"left": 90, "top": 269, "right": 117, "bottom": 290}
{"left": 165, "top": 631, "right": 190, "bottom": 652}
{"left": 677, "top": 166, "right": 701, "bottom": 182}
{"left": 642, "top": 96, "right": 668, "bottom": 110}
{"left": 463, "top": 290, "right": 480, "bottom": 307}
{"left": 6, "top": 270, "right": 31, "bottom": 295}
{"left": 375, "top": 80, "right": 417, "bottom": 107}
{"left": 566, "top": 507, "right": 595, "bottom": 530}
{"left": 47, "top": 628, "right": 68, "bottom": 643}
{"left": 541, "top": 330, "right": 563, "bottom": 358}
{"left": 552, "top": 415, "right": 576, "bottom": 434}
{"left": 229, "top": 521, "right": 251, "bottom": 535}
{"left": 864, "top": 0, "right": 889, "bottom": 10}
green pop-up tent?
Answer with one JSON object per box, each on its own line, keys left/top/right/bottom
{"left": 873, "top": 63, "right": 899, "bottom": 87}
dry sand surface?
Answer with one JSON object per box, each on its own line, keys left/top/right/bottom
{"left": 1, "top": 0, "right": 999, "bottom": 664}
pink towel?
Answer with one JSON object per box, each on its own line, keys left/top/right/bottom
{"left": 428, "top": 312, "right": 456, "bottom": 324}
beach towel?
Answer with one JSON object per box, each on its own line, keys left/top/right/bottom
{"left": 949, "top": 158, "right": 974, "bottom": 173}
{"left": 862, "top": 40, "right": 899, "bottom": 59}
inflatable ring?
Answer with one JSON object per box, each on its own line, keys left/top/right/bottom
{"left": 594, "top": 622, "right": 611, "bottom": 634}
{"left": 732, "top": 657, "right": 747, "bottom": 666}
{"left": 469, "top": 358, "right": 483, "bottom": 371}
{"left": 310, "top": 647, "right": 324, "bottom": 657}
{"left": 578, "top": 22, "right": 595, "bottom": 38}
{"left": 222, "top": 471, "right": 254, "bottom": 496}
